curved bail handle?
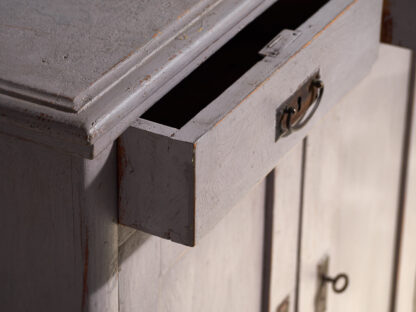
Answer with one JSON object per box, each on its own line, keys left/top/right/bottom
{"left": 289, "top": 79, "right": 324, "bottom": 132}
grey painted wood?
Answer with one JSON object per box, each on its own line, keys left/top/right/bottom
{"left": 396, "top": 50, "right": 416, "bottom": 312}
{"left": 0, "top": 0, "right": 199, "bottom": 111}
{"left": 120, "top": 0, "right": 382, "bottom": 246}
{"left": 118, "top": 178, "right": 266, "bottom": 312}
{"left": 0, "top": 135, "right": 118, "bottom": 311}
{"left": 119, "top": 122, "right": 195, "bottom": 244}
{"left": 0, "top": 0, "right": 283, "bottom": 158}
{"left": 269, "top": 142, "right": 303, "bottom": 312}
{"left": 298, "top": 43, "right": 408, "bottom": 312}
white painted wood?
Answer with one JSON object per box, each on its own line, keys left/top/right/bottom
{"left": 119, "top": 178, "right": 266, "bottom": 312}
{"left": 0, "top": 135, "right": 118, "bottom": 311}
{"left": 269, "top": 142, "right": 304, "bottom": 312}
{"left": 120, "top": 0, "right": 382, "bottom": 246}
{"left": 396, "top": 52, "right": 416, "bottom": 312}
{"left": 298, "top": 43, "right": 411, "bottom": 312}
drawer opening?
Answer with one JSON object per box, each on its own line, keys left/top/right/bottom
{"left": 141, "top": 0, "right": 329, "bottom": 129}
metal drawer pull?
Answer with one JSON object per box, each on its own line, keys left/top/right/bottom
{"left": 289, "top": 79, "right": 324, "bottom": 131}
{"left": 276, "top": 76, "right": 324, "bottom": 140}
{"left": 322, "top": 272, "right": 349, "bottom": 294}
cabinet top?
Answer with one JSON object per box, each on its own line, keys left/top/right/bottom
{"left": 0, "top": 0, "right": 353, "bottom": 158}
{"left": 0, "top": 0, "right": 275, "bottom": 158}
{"left": 0, "top": 0, "right": 200, "bottom": 112}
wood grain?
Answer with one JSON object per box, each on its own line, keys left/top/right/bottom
{"left": 0, "top": 136, "right": 118, "bottom": 311}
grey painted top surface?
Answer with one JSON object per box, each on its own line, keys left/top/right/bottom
{"left": 0, "top": 0, "right": 279, "bottom": 158}
{"left": 0, "top": 0, "right": 201, "bottom": 111}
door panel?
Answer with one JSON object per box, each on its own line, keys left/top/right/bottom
{"left": 119, "top": 178, "right": 266, "bottom": 312}
{"left": 269, "top": 143, "right": 304, "bottom": 312}
{"left": 299, "top": 44, "right": 411, "bottom": 312}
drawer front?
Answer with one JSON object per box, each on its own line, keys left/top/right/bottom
{"left": 119, "top": 0, "right": 382, "bottom": 246}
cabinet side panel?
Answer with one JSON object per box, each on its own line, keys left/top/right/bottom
{"left": 0, "top": 135, "right": 118, "bottom": 311}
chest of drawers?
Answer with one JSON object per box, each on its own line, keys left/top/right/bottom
{"left": 1, "top": 0, "right": 414, "bottom": 311}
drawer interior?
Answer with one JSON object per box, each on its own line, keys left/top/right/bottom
{"left": 141, "top": 0, "right": 329, "bottom": 129}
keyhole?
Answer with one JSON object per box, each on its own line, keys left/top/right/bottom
{"left": 297, "top": 96, "right": 302, "bottom": 111}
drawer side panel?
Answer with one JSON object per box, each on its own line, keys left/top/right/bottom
{"left": 119, "top": 128, "right": 196, "bottom": 245}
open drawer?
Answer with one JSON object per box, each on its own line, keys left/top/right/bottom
{"left": 118, "top": 0, "right": 381, "bottom": 246}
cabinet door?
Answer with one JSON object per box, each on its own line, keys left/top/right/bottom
{"left": 118, "top": 178, "right": 267, "bottom": 312}
{"left": 298, "top": 44, "right": 412, "bottom": 311}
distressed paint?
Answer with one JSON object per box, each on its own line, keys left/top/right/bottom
{"left": 0, "top": 0, "right": 285, "bottom": 158}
